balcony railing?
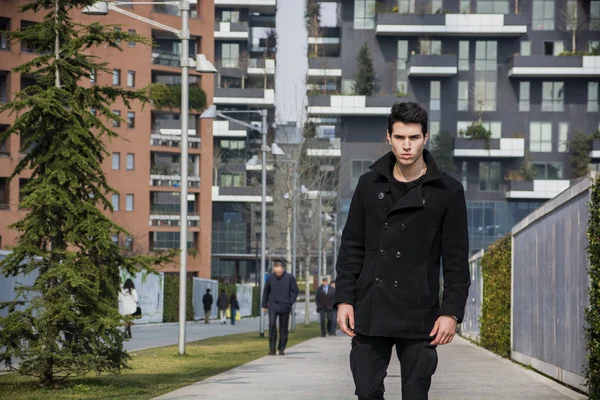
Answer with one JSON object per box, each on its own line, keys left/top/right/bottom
{"left": 152, "top": 50, "right": 180, "bottom": 68}
{"left": 150, "top": 175, "right": 200, "bottom": 188}
{"left": 150, "top": 133, "right": 200, "bottom": 149}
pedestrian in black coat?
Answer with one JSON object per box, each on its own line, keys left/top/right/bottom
{"left": 262, "top": 260, "right": 299, "bottom": 356}
{"left": 202, "top": 289, "right": 213, "bottom": 324}
{"left": 217, "top": 290, "right": 228, "bottom": 325}
{"left": 316, "top": 277, "right": 336, "bottom": 337}
{"left": 334, "top": 102, "right": 470, "bottom": 399}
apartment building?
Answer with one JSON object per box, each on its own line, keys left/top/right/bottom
{"left": 0, "top": 0, "right": 215, "bottom": 276}
{"left": 308, "top": 0, "right": 600, "bottom": 254}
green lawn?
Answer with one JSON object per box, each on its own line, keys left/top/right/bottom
{"left": 0, "top": 324, "right": 319, "bottom": 400}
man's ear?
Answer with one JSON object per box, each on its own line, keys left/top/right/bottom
{"left": 386, "top": 131, "right": 391, "bottom": 145}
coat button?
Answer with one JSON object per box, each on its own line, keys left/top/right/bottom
{"left": 400, "top": 224, "right": 407, "bottom": 231}
{"left": 396, "top": 251, "right": 402, "bottom": 258}
{"left": 375, "top": 277, "right": 382, "bottom": 284}
{"left": 378, "top": 192, "right": 385, "bottom": 200}
{"left": 393, "top": 280, "right": 399, "bottom": 288}
{"left": 422, "top": 198, "right": 426, "bottom": 205}
{"left": 384, "top": 223, "right": 390, "bottom": 229}
{"left": 379, "top": 249, "right": 387, "bottom": 256}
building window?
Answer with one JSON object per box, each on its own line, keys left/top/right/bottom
{"left": 479, "top": 162, "right": 501, "bottom": 192}
{"left": 220, "top": 173, "right": 245, "bottom": 187}
{"left": 114, "top": 27, "right": 121, "bottom": 45}
{"left": 431, "top": 0, "right": 443, "bottom": 13}
{"left": 127, "top": 111, "right": 135, "bottom": 128}
{"left": 543, "top": 41, "right": 565, "bottom": 55}
{"left": 542, "top": 82, "right": 564, "bottom": 112}
{"left": 354, "top": 0, "right": 376, "bottom": 29}
{"left": 112, "top": 110, "right": 121, "bottom": 128}
{"left": 419, "top": 39, "right": 442, "bottom": 55}
{"left": 0, "top": 18, "right": 9, "bottom": 50}
{"left": 558, "top": 122, "right": 569, "bottom": 152}
{"left": 112, "top": 194, "right": 120, "bottom": 211}
{"left": 126, "top": 194, "right": 134, "bottom": 211}
{"left": 459, "top": 41, "right": 469, "bottom": 71}
{"left": 475, "top": 41, "right": 497, "bottom": 71}
{"left": 126, "top": 153, "right": 135, "bottom": 170}
{"left": 588, "top": 82, "right": 599, "bottom": 112}
{"left": 520, "top": 41, "right": 531, "bottom": 56}
{"left": 460, "top": 0, "right": 471, "bottom": 12}
{"left": 590, "top": 40, "right": 600, "bottom": 52}
{"left": 477, "top": 0, "right": 509, "bottom": 14}
{"left": 533, "top": 0, "right": 555, "bottom": 30}
{"left": 474, "top": 80, "right": 496, "bottom": 111}
{"left": 153, "top": 231, "right": 193, "bottom": 250}
{"left": 128, "top": 29, "right": 136, "bottom": 47}
{"left": 397, "top": 40, "right": 408, "bottom": 94}
{"left": 534, "top": 162, "right": 563, "bottom": 179}
{"left": 221, "top": 10, "right": 240, "bottom": 22}
{"left": 0, "top": 73, "right": 7, "bottom": 104}
{"left": 592, "top": 1, "right": 600, "bottom": 30}
{"left": 127, "top": 71, "right": 135, "bottom": 88}
{"left": 398, "top": 0, "right": 416, "bottom": 13}
{"left": 430, "top": 81, "right": 441, "bottom": 111}
{"left": 351, "top": 159, "right": 372, "bottom": 190}
{"left": 461, "top": 161, "right": 468, "bottom": 191}
{"left": 90, "top": 68, "right": 96, "bottom": 84}
{"left": 458, "top": 81, "right": 469, "bottom": 111}
{"left": 519, "top": 81, "right": 530, "bottom": 112}
{"left": 221, "top": 43, "right": 240, "bottom": 68}
{"left": 530, "top": 122, "right": 552, "bottom": 152}
{"left": 113, "top": 69, "right": 121, "bottom": 86}
{"left": 458, "top": 121, "right": 501, "bottom": 139}
{"left": 430, "top": 121, "right": 440, "bottom": 139}
{"left": 112, "top": 152, "right": 120, "bottom": 170}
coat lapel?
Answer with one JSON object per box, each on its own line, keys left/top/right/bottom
{"left": 389, "top": 182, "right": 424, "bottom": 213}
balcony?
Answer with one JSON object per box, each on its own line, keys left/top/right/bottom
{"left": 453, "top": 138, "right": 525, "bottom": 158}
{"left": 308, "top": 27, "right": 341, "bottom": 57}
{"left": 212, "top": 185, "right": 272, "bottom": 203}
{"left": 246, "top": 155, "right": 274, "bottom": 171}
{"left": 408, "top": 54, "right": 457, "bottom": 76}
{"left": 152, "top": 50, "right": 180, "bottom": 68}
{"left": 214, "top": 88, "right": 275, "bottom": 106}
{"left": 213, "top": 120, "right": 248, "bottom": 137}
{"left": 306, "top": 138, "right": 341, "bottom": 157}
{"left": 375, "top": 13, "right": 527, "bottom": 36}
{"left": 307, "top": 94, "right": 415, "bottom": 116}
{"left": 215, "top": 0, "right": 277, "bottom": 13}
{"left": 590, "top": 139, "right": 600, "bottom": 158}
{"left": 149, "top": 211, "right": 200, "bottom": 228}
{"left": 508, "top": 55, "right": 600, "bottom": 78}
{"left": 248, "top": 58, "right": 275, "bottom": 75}
{"left": 150, "top": 133, "right": 201, "bottom": 149}
{"left": 214, "top": 22, "right": 249, "bottom": 40}
{"left": 505, "top": 180, "right": 571, "bottom": 200}
{"left": 308, "top": 57, "right": 342, "bottom": 77}
{"left": 150, "top": 175, "right": 201, "bottom": 188}
{"left": 249, "top": 14, "right": 276, "bottom": 28}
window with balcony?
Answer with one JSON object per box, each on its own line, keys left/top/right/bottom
{"left": 460, "top": 0, "right": 471, "bottom": 13}
{"left": 478, "top": 162, "right": 501, "bottom": 192}
{"left": 533, "top": 0, "right": 555, "bottom": 30}
{"left": 354, "top": 0, "right": 376, "bottom": 29}
{"left": 1, "top": 18, "right": 9, "bottom": 51}
{"left": 459, "top": 41, "right": 469, "bottom": 71}
{"left": 558, "top": 122, "right": 569, "bottom": 152}
{"left": 533, "top": 162, "right": 563, "bottom": 179}
{"left": 475, "top": 41, "right": 497, "bottom": 71}
{"left": 218, "top": 139, "right": 246, "bottom": 162}
{"left": 458, "top": 81, "right": 469, "bottom": 111}
{"left": 520, "top": 41, "right": 531, "bottom": 56}
{"left": 588, "top": 82, "right": 599, "bottom": 112}
{"left": 0, "top": 72, "right": 7, "bottom": 103}
{"left": 542, "top": 81, "right": 564, "bottom": 112}
{"left": 352, "top": 160, "right": 373, "bottom": 190}
{"left": 221, "top": 43, "right": 240, "bottom": 68}
{"left": 153, "top": 231, "right": 194, "bottom": 250}
{"left": 151, "top": 192, "right": 196, "bottom": 214}
{"left": 419, "top": 39, "right": 442, "bottom": 55}
{"left": 220, "top": 173, "right": 245, "bottom": 187}
{"left": 519, "top": 81, "right": 530, "bottom": 112}
{"left": 430, "top": 81, "right": 441, "bottom": 111}
{"left": 543, "top": 41, "right": 564, "bottom": 55}
{"left": 221, "top": 10, "right": 240, "bottom": 22}
{"left": 590, "top": 40, "right": 600, "bottom": 52}
{"left": 529, "top": 122, "right": 552, "bottom": 152}
{"left": 477, "top": 0, "right": 509, "bottom": 13}
{"left": 458, "top": 121, "right": 501, "bottom": 138}
{"left": 431, "top": 0, "right": 443, "bottom": 13}
{"left": 474, "top": 80, "right": 496, "bottom": 112}
{"left": 592, "top": 1, "right": 600, "bottom": 30}
{"left": 398, "top": 0, "right": 416, "bottom": 13}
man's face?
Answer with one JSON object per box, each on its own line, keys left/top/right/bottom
{"left": 273, "top": 264, "right": 284, "bottom": 277}
{"left": 322, "top": 280, "right": 328, "bottom": 286}
{"left": 387, "top": 121, "right": 428, "bottom": 168}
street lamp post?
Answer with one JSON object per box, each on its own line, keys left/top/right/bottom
{"left": 317, "top": 195, "right": 322, "bottom": 283}
{"left": 291, "top": 166, "right": 297, "bottom": 330}
{"left": 84, "top": 0, "right": 216, "bottom": 356}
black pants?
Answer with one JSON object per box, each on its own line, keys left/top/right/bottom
{"left": 350, "top": 334, "right": 438, "bottom": 400}
{"left": 319, "top": 309, "right": 335, "bottom": 336}
{"left": 268, "top": 310, "right": 290, "bottom": 352}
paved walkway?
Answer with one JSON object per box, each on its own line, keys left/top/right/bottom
{"left": 154, "top": 335, "right": 586, "bottom": 400}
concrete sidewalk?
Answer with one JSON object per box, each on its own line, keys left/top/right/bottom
{"left": 154, "top": 335, "right": 586, "bottom": 400}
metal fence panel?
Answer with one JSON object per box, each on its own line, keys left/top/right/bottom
{"left": 193, "top": 277, "right": 219, "bottom": 321}
{"left": 236, "top": 284, "right": 253, "bottom": 317}
{"left": 461, "top": 250, "right": 484, "bottom": 341}
{"left": 118, "top": 270, "right": 164, "bottom": 324}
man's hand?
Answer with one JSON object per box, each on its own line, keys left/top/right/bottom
{"left": 262, "top": 308, "right": 267, "bottom": 312}
{"left": 429, "top": 315, "right": 457, "bottom": 345}
{"left": 337, "top": 304, "right": 356, "bottom": 337}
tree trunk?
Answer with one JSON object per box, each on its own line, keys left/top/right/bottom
{"left": 286, "top": 206, "right": 292, "bottom": 270}
{"left": 572, "top": 29, "right": 576, "bottom": 52}
{"left": 304, "top": 259, "right": 311, "bottom": 326}
{"left": 242, "top": 74, "right": 245, "bottom": 89}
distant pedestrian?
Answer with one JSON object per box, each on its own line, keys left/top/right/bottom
{"left": 229, "top": 293, "right": 240, "bottom": 325}
{"left": 316, "top": 277, "right": 336, "bottom": 337}
{"left": 119, "top": 279, "right": 138, "bottom": 338}
{"left": 202, "top": 288, "right": 213, "bottom": 324}
{"left": 331, "top": 281, "right": 338, "bottom": 334}
{"left": 217, "top": 289, "right": 229, "bottom": 325}
{"left": 262, "top": 260, "right": 299, "bottom": 356}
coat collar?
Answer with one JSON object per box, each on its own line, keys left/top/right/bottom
{"left": 369, "top": 148, "right": 443, "bottom": 185}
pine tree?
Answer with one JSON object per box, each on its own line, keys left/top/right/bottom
{"left": 569, "top": 131, "right": 592, "bottom": 178}
{"left": 0, "top": 0, "right": 174, "bottom": 385}
{"left": 429, "top": 131, "right": 456, "bottom": 173}
{"left": 353, "top": 42, "right": 376, "bottom": 96}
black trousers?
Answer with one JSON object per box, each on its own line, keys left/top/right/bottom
{"left": 268, "top": 310, "right": 290, "bottom": 352}
{"left": 350, "top": 334, "right": 438, "bottom": 400}
{"left": 319, "top": 309, "right": 335, "bottom": 336}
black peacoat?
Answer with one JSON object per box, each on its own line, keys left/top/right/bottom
{"left": 333, "top": 149, "right": 471, "bottom": 339}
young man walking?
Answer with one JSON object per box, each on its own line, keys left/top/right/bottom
{"left": 316, "top": 277, "right": 336, "bottom": 337}
{"left": 334, "top": 102, "right": 470, "bottom": 400}
{"left": 202, "top": 288, "right": 213, "bottom": 324}
{"left": 262, "top": 260, "right": 299, "bottom": 355}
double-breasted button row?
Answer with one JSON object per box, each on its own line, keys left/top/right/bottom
{"left": 396, "top": 251, "right": 402, "bottom": 258}
{"left": 375, "top": 277, "right": 382, "bottom": 284}
{"left": 374, "top": 278, "right": 400, "bottom": 287}
{"left": 382, "top": 223, "right": 407, "bottom": 230}
{"left": 379, "top": 249, "right": 387, "bottom": 256}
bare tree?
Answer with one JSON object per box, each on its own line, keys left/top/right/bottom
{"left": 214, "top": 57, "right": 223, "bottom": 88}
{"left": 238, "top": 50, "right": 250, "bottom": 89}
{"left": 212, "top": 145, "right": 224, "bottom": 186}
{"left": 306, "top": 0, "right": 322, "bottom": 59}
{"left": 562, "top": 0, "right": 588, "bottom": 52}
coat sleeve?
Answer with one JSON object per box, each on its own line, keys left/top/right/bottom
{"left": 439, "top": 184, "right": 471, "bottom": 323}
{"left": 316, "top": 287, "right": 322, "bottom": 308}
{"left": 132, "top": 289, "right": 139, "bottom": 304}
{"left": 333, "top": 176, "right": 366, "bottom": 309}
{"left": 262, "top": 277, "right": 271, "bottom": 309}
{"left": 290, "top": 275, "right": 299, "bottom": 305}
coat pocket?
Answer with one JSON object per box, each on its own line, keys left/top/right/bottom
{"left": 415, "top": 266, "right": 432, "bottom": 308}
{"left": 420, "top": 223, "right": 438, "bottom": 256}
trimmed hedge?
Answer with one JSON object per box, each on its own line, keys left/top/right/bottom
{"left": 163, "top": 274, "right": 194, "bottom": 322}
{"left": 252, "top": 286, "right": 260, "bottom": 317}
{"left": 586, "top": 176, "right": 600, "bottom": 399}
{"left": 479, "top": 234, "right": 512, "bottom": 358}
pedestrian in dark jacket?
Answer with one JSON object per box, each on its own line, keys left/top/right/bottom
{"left": 217, "top": 290, "right": 228, "bottom": 325}
{"left": 202, "top": 289, "right": 213, "bottom": 324}
{"left": 316, "top": 277, "right": 335, "bottom": 337}
{"left": 262, "top": 260, "right": 299, "bottom": 355}
{"left": 334, "top": 102, "right": 470, "bottom": 399}
{"left": 229, "top": 293, "right": 240, "bottom": 325}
